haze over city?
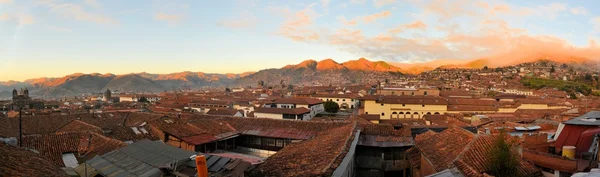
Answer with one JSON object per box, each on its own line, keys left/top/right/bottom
{"left": 2, "top": 0, "right": 600, "bottom": 81}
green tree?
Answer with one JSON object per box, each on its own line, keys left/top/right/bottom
{"left": 488, "top": 131, "right": 519, "bottom": 177}
{"left": 550, "top": 65, "right": 555, "bottom": 73}
{"left": 483, "top": 66, "right": 489, "bottom": 70}
{"left": 225, "top": 87, "right": 232, "bottom": 93}
{"left": 466, "top": 74, "right": 472, "bottom": 80}
{"left": 323, "top": 100, "right": 340, "bottom": 113}
{"left": 138, "top": 97, "right": 149, "bottom": 103}
{"left": 287, "top": 84, "right": 294, "bottom": 90}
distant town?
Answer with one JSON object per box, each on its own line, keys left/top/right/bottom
{"left": 2, "top": 59, "right": 600, "bottom": 177}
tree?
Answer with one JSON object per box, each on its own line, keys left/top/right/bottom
{"left": 585, "top": 73, "right": 593, "bottom": 81}
{"left": 287, "top": 84, "right": 294, "bottom": 90}
{"left": 466, "top": 74, "right": 472, "bottom": 80}
{"left": 225, "top": 87, "right": 232, "bottom": 93}
{"left": 138, "top": 97, "right": 149, "bottom": 103}
{"left": 550, "top": 65, "right": 555, "bottom": 73}
{"left": 488, "top": 130, "right": 519, "bottom": 177}
{"left": 483, "top": 66, "right": 489, "bottom": 70}
{"left": 323, "top": 100, "right": 339, "bottom": 113}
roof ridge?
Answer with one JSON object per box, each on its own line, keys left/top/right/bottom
{"left": 320, "top": 122, "right": 357, "bottom": 175}
{"left": 451, "top": 134, "right": 481, "bottom": 170}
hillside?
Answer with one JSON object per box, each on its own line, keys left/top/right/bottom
{"left": 103, "top": 74, "right": 165, "bottom": 92}
{"left": 236, "top": 58, "right": 403, "bottom": 86}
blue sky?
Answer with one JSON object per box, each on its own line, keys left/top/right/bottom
{"left": 1, "top": 0, "right": 600, "bottom": 81}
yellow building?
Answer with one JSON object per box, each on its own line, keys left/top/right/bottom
{"left": 362, "top": 96, "right": 448, "bottom": 122}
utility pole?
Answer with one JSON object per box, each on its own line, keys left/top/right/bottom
{"left": 18, "top": 106, "right": 22, "bottom": 147}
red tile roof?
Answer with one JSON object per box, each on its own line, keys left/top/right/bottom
{"left": 22, "top": 132, "right": 126, "bottom": 167}
{"left": 206, "top": 108, "right": 241, "bottom": 116}
{"left": 415, "top": 126, "right": 541, "bottom": 177}
{"left": 254, "top": 107, "right": 310, "bottom": 115}
{"left": 248, "top": 123, "right": 358, "bottom": 177}
{"left": 269, "top": 98, "right": 323, "bottom": 105}
{"left": 0, "top": 143, "right": 68, "bottom": 177}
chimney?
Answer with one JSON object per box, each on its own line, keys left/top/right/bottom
{"left": 196, "top": 155, "right": 208, "bottom": 177}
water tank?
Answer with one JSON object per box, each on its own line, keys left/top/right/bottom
{"left": 562, "top": 146, "right": 576, "bottom": 159}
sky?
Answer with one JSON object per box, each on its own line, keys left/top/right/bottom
{"left": 1, "top": 0, "right": 600, "bottom": 81}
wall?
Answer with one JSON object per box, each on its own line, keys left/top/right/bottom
{"left": 363, "top": 100, "right": 447, "bottom": 120}
{"left": 254, "top": 112, "right": 283, "bottom": 119}
{"left": 419, "top": 154, "right": 437, "bottom": 177}
{"left": 315, "top": 97, "right": 360, "bottom": 110}
{"left": 377, "top": 89, "right": 440, "bottom": 96}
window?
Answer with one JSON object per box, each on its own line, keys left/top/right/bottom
{"left": 351, "top": 99, "right": 354, "bottom": 101}
{"left": 381, "top": 113, "right": 385, "bottom": 116}
{"left": 424, "top": 91, "right": 428, "bottom": 96}
{"left": 366, "top": 112, "right": 368, "bottom": 114}
{"left": 411, "top": 92, "right": 415, "bottom": 96}
{"left": 381, "top": 103, "right": 384, "bottom": 106}
{"left": 422, "top": 104, "right": 425, "bottom": 107}
{"left": 402, "top": 104, "right": 405, "bottom": 107}
{"left": 343, "top": 99, "right": 345, "bottom": 101}
{"left": 337, "top": 99, "right": 339, "bottom": 101}
{"left": 392, "top": 91, "right": 395, "bottom": 95}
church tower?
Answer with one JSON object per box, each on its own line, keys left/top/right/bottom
{"left": 12, "top": 88, "right": 17, "bottom": 99}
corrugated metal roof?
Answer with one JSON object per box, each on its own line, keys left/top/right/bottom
{"left": 564, "top": 111, "right": 600, "bottom": 126}
{"left": 209, "top": 157, "right": 230, "bottom": 172}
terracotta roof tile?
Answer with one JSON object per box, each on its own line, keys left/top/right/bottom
{"left": 22, "top": 132, "right": 126, "bottom": 167}
{"left": 254, "top": 107, "right": 310, "bottom": 115}
{"left": 0, "top": 143, "right": 68, "bottom": 177}
{"left": 248, "top": 123, "right": 357, "bottom": 177}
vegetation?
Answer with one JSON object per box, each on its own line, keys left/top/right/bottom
{"left": 521, "top": 77, "right": 593, "bottom": 96}
{"left": 138, "top": 97, "right": 149, "bottom": 103}
{"left": 488, "top": 131, "right": 519, "bottom": 177}
{"left": 323, "top": 100, "right": 340, "bottom": 113}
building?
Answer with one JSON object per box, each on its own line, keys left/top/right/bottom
{"left": 410, "top": 126, "right": 542, "bottom": 177}
{"left": 253, "top": 107, "right": 311, "bottom": 120}
{"left": 262, "top": 98, "right": 324, "bottom": 120}
{"left": 361, "top": 95, "right": 448, "bottom": 122}
{"left": 377, "top": 87, "right": 440, "bottom": 96}
{"left": 77, "top": 139, "right": 251, "bottom": 177}
{"left": 312, "top": 93, "right": 360, "bottom": 110}
{"left": 102, "top": 89, "right": 112, "bottom": 102}
{"left": 206, "top": 108, "right": 243, "bottom": 117}
{"left": 11, "top": 88, "right": 31, "bottom": 110}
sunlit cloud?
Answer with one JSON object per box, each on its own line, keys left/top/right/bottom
{"left": 0, "top": 0, "right": 13, "bottom": 4}
{"left": 217, "top": 12, "right": 258, "bottom": 29}
{"left": 154, "top": 12, "right": 184, "bottom": 24}
{"left": 37, "top": 1, "right": 117, "bottom": 25}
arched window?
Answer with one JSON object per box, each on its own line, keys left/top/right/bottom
{"left": 426, "top": 112, "right": 432, "bottom": 115}
{"left": 424, "top": 91, "right": 428, "bottom": 96}
{"left": 392, "top": 112, "right": 398, "bottom": 114}
{"left": 411, "top": 92, "right": 415, "bottom": 96}
{"left": 434, "top": 112, "right": 440, "bottom": 115}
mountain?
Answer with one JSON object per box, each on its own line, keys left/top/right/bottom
{"left": 392, "top": 55, "right": 594, "bottom": 74}
{"left": 103, "top": 74, "right": 164, "bottom": 92}
{"left": 236, "top": 58, "right": 403, "bottom": 86}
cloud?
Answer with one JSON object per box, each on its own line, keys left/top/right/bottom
{"left": 18, "top": 14, "right": 35, "bottom": 25}
{"left": 373, "top": 0, "right": 396, "bottom": 7}
{"left": 570, "top": 7, "right": 588, "bottom": 15}
{"left": 277, "top": 4, "right": 320, "bottom": 41}
{"left": 362, "top": 10, "right": 391, "bottom": 23}
{"left": 37, "top": 1, "right": 117, "bottom": 25}
{"left": 339, "top": 4, "right": 347, "bottom": 8}
{"left": 0, "top": 13, "right": 35, "bottom": 27}
{"left": 0, "top": 13, "right": 8, "bottom": 21}
{"left": 389, "top": 20, "right": 427, "bottom": 34}
{"left": 84, "top": 0, "right": 101, "bottom": 9}
{"left": 341, "top": 10, "right": 391, "bottom": 25}
{"left": 0, "top": 0, "right": 12, "bottom": 4}
{"left": 321, "top": 0, "right": 330, "bottom": 13}
{"left": 217, "top": 13, "right": 258, "bottom": 29}
{"left": 154, "top": 12, "right": 184, "bottom": 24}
